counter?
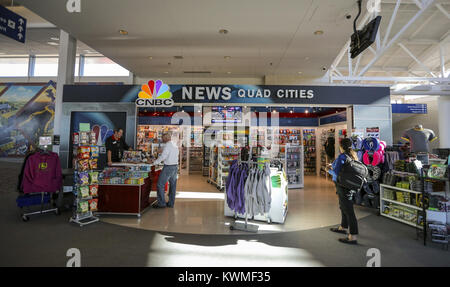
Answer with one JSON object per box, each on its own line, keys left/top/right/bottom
{"left": 96, "top": 163, "right": 164, "bottom": 218}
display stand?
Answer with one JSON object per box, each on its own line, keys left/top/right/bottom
{"left": 380, "top": 163, "right": 449, "bottom": 248}
{"left": 18, "top": 138, "right": 61, "bottom": 222}
{"left": 302, "top": 129, "right": 316, "bottom": 175}
{"left": 380, "top": 182, "right": 423, "bottom": 230}
{"left": 285, "top": 144, "right": 304, "bottom": 189}
{"left": 225, "top": 159, "right": 289, "bottom": 230}
{"left": 70, "top": 130, "right": 100, "bottom": 227}
{"left": 417, "top": 166, "right": 449, "bottom": 247}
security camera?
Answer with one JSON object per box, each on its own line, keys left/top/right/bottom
{"left": 346, "top": 14, "right": 352, "bottom": 19}
{"left": 322, "top": 66, "right": 327, "bottom": 71}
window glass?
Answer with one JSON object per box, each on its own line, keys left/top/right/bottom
{"left": 34, "top": 57, "right": 59, "bottom": 77}
{"left": 83, "top": 57, "right": 129, "bottom": 76}
{"left": 0, "top": 57, "right": 29, "bottom": 77}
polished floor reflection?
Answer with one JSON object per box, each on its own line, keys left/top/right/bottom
{"left": 100, "top": 175, "right": 372, "bottom": 235}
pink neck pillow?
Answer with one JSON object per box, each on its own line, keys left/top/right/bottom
{"left": 363, "top": 150, "right": 383, "bottom": 166}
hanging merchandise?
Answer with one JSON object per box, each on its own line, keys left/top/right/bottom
{"left": 324, "top": 136, "right": 335, "bottom": 160}
{"left": 285, "top": 144, "right": 304, "bottom": 189}
{"left": 302, "top": 129, "right": 316, "bottom": 175}
{"left": 225, "top": 157, "right": 288, "bottom": 227}
{"left": 401, "top": 125, "right": 437, "bottom": 154}
{"left": 70, "top": 126, "right": 100, "bottom": 226}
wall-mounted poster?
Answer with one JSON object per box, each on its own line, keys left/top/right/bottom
{"left": 0, "top": 81, "right": 56, "bottom": 157}
{"left": 69, "top": 111, "right": 127, "bottom": 169}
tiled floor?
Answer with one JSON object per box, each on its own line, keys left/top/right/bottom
{"left": 100, "top": 175, "right": 374, "bottom": 234}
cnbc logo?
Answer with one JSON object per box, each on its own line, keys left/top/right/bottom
{"left": 136, "top": 80, "right": 174, "bottom": 107}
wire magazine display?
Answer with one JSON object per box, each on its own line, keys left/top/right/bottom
{"left": 70, "top": 127, "right": 100, "bottom": 226}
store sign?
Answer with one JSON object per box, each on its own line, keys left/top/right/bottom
{"left": 181, "top": 86, "right": 314, "bottom": 101}
{"left": 0, "top": 5, "right": 27, "bottom": 43}
{"left": 63, "top": 84, "right": 390, "bottom": 106}
{"left": 392, "top": 103, "right": 427, "bottom": 114}
{"left": 135, "top": 80, "right": 174, "bottom": 108}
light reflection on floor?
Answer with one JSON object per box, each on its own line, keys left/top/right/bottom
{"left": 146, "top": 233, "right": 325, "bottom": 267}
{"left": 101, "top": 176, "right": 373, "bottom": 235}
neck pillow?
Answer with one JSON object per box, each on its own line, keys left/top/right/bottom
{"left": 362, "top": 137, "right": 380, "bottom": 152}
{"left": 363, "top": 150, "right": 383, "bottom": 166}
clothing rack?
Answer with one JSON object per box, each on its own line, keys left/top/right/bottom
{"left": 229, "top": 159, "right": 264, "bottom": 233}
{"left": 17, "top": 147, "right": 62, "bottom": 222}
{"left": 226, "top": 156, "right": 288, "bottom": 233}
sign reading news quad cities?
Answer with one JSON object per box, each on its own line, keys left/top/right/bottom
{"left": 392, "top": 103, "right": 427, "bottom": 114}
{"left": 0, "top": 5, "right": 26, "bottom": 43}
{"left": 63, "top": 84, "right": 390, "bottom": 105}
{"left": 135, "top": 80, "right": 174, "bottom": 108}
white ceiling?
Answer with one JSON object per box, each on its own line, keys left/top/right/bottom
{"left": 1, "top": 0, "right": 449, "bottom": 79}
{"left": 13, "top": 0, "right": 364, "bottom": 78}
{"left": 0, "top": 6, "right": 96, "bottom": 56}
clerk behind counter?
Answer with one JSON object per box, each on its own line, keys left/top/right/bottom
{"left": 105, "top": 128, "right": 132, "bottom": 166}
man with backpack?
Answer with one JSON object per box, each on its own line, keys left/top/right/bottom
{"left": 327, "top": 137, "right": 368, "bottom": 245}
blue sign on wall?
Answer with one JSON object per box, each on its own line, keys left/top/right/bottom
{"left": 392, "top": 104, "right": 427, "bottom": 114}
{"left": 0, "top": 5, "right": 26, "bottom": 43}
{"left": 63, "top": 84, "right": 390, "bottom": 106}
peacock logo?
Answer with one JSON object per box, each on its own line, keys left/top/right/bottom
{"left": 136, "top": 80, "right": 174, "bottom": 107}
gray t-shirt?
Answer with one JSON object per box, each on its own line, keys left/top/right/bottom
{"left": 402, "top": 128, "right": 436, "bottom": 153}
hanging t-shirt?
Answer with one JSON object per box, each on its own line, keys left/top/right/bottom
{"left": 402, "top": 128, "right": 437, "bottom": 153}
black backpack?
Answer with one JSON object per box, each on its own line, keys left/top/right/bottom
{"left": 337, "top": 155, "right": 368, "bottom": 191}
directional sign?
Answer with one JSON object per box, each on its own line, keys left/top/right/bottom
{"left": 0, "top": 5, "right": 27, "bottom": 43}
{"left": 392, "top": 103, "right": 427, "bottom": 114}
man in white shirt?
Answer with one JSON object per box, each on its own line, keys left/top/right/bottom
{"left": 150, "top": 132, "right": 179, "bottom": 208}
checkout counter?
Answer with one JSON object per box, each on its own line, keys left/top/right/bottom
{"left": 96, "top": 162, "right": 165, "bottom": 218}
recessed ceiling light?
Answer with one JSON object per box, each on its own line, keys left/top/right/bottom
{"left": 119, "top": 29, "right": 128, "bottom": 35}
{"left": 47, "top": 42, "right": 59, "bottom": 46}
{"left": 227, "top": 71, "right": 231, "bottom": 74}
{"left": 50, "top": 37, "right": 59, "bottom": 41}
{"left": 219, "top": 29, "right": 229, "bottom": 34}
{"left": 314, "top": 30, "right": 324, "bottom": 35}
{"left": 148, "top": 56, "right": 153, "bottom": 60}
{"left": 297, "top": 72, "right": 302, "bottom": 74}
{"left": 224, "top": 56, "right": 231, "bottom": 60}
{"left": 164, "top": 71, "right": 169, "bottom": 74}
